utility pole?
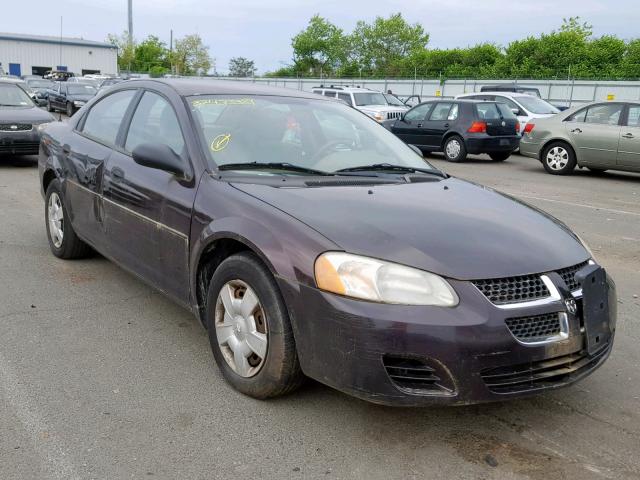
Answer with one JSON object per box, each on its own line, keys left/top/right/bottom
{"left": 59, "top": 16, "right": 63, "bottom": 69}
{"left": 170, "top": 29, "right": 173, "bottom": 74}
{"left": 128, "top": 0, "right": 133, "bottom": 46}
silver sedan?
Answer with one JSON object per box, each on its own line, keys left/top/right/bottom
{"left": 520, "top": 101, "right": 640, "bottom": 175}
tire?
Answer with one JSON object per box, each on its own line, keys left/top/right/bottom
{"left": 443, "top": 135, "right": 467, "bottom": 162}
{"left": 542, "top": 141, "right": 576, "bottom": 175}
{"left": 587, "top": 167, "right": 608, "bottom": 175}
{"left": 46, "top": 99, "right": 53, "bottom": 112}
{"left": 66, "top": 102, "right": 74, "bottom": 117}
{"left": 489, "top": 152, "right": 511, "bottom": 162}
{"left": 45, "top": 179, "right": 92, "bottom": 259}
{"left": 205, "top": 252, "right": 304, "bottom": 399}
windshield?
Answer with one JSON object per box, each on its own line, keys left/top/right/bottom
{"left": 68, "top": 84, "right": 97, "bottom": 95}
{"left": 189, "top": 95, "right": 440, "bottom": 175}
{"left": 27, "top": 80, "right": 53, "bottom": 89}
{"left": 0, "top": 83, "right": 33, "bottom": 106}
{"left": 353, "top": 92, "right": 387, "bottom": 106}
{"left": 384, "top": 94, "right": 405, "bottom": 106}
{"left": 516, "top": 96, "right": 559, "bottom": 114}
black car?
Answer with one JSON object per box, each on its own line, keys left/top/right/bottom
{"left": 38, "top": 79, "right": 615, "bottom": 406}
{"left": 385, "top": 99, "right": 521, "bottom": 162}
{"left": 0, "top": 79, "right": 55, "bottom": 156}
{"left": 47, "top": 82, "right": 98, "bottom": 116}
{"left": 25, "top": 78, "right": 54, "bottom": 106}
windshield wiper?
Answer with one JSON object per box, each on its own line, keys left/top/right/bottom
{"left": 335, "top": 163, "right": 447, "bottom": 178}
{"left": 218, "top": 162, "right": 334, "bottom": 176}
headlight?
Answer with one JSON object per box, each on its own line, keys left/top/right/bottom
{"left": 73, "top": 100, "right": 86, "bottom": 107}
{"left": 314, "top": 252, "right": 459, "bottom": 306}
{"left": 36, "top": 122, "right": 52, "bottom": 132}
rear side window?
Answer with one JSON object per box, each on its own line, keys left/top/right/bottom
{"left": 448, "top": 104, "right": 459, "bottom": 121}
{"left": 496, "top": 103, "right": 517, "bottom": 119}
{"left": 627, "top": 106, "right": 640, "bottom": 127}
{"left": 81, "top": 89, "right": 137, "bottom": 146}
{"left": 429, "top": 103, "right": 453, "bottom": 121}
{"left": 337, "top": 93, "right": 353, "bottom": 106}
{"left": 125, "top": 91, "right": 185, "bottom": 156}
{"left": 475, "top": 103, "right": 501, "bottom": 120}
{"left": 566, "top": 109, "right": 587, "bottom": 123}
{"left": 323, "top": 91, "right": 337, "bottom": 98}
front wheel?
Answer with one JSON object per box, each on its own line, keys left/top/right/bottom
{"left": 489, "top": 152, "right": 511, "bottom": 162}
{"left": 45, "top": 179, "right": 92, "bottom": 259}
{"left": 542, "top": 142, "right": 576, "bottom": 175}
{"left": 206, "top": 252, "right": 304, "bottom": 399}
{"left": 66, "top": 102, "right": 74, "bottom": 117}
{"left": 443, "top": 135, "right": 467, "bottom": 162}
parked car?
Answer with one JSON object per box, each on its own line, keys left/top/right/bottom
{"left": 480, "top": 84, "right": 542, "bottom": 98}
{"left": 39, "top": 79, "right": 615, "bottom": 406}
{"left": 47, "top": 82, "right": 98, "bottom": 116}
{"left": 311, "top": 85, "right": 408, "bottom": 121}
{"left": 520, "top": 101, "right": 640, "bottom": 175}
{"left": 44, "top": 70, "right": 75, "bottom": 81}
{"left": 25, "top": 78, "right": 54, "bottom": 106}
{"left": 384, "top": 99, "right": 520, "bottom": 162}
{"left": 398, "top": 94, "right": 422, "bottom": 107}
{"left": 457, "top": 92, "right": 560, "bottom": 135}
{"left": 0, "top": 78, "right": 55, "bottom": 156}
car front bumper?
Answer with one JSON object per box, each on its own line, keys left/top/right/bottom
{"left": 0, "top": 128, "right": 41, "bottom": 155}
{"left": 278, "top": 269, "right": 616, "bottom": 406}
{"left": 466, "top": 135, "right": 521, "bottom": 154}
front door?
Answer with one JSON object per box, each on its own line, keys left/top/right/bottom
{"left": 66, "top": 89, "right": 139, "bottom": 248}
{"left": 420, "top": 102, "right": 456, "bottom": 148}
{"left": 103, "top": 90, "right": 195, "bottom": 304}
{"left": 565, "top": 103, "right": 624, "bottom": 167}
{"left": 391, "top": 103, "right": 432, "bottom": 146}
{"left": 617, "top": 104, "right": 640, "bottom": 169}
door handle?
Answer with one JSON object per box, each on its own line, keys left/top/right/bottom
{"left": 571, "top": 128, "right": 582, "bottom": 133}
{"left": 444, "top": 123, "right": 450, "bottom": 128}
{"left": 622, "top": 133, "right": 635, "bottom": 139}
{"left": 417, "top": 123, "right": 423, "bottom": 128}
{"left": 111, "top": 167, "right": 125, "bottom": 182}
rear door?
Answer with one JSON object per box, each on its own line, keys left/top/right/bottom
{"left": 494, "top": 95, "right": 529, "bottom": 133}
{"left": 617, "top": 104, "right": 640, "bottom": 169}
{"left": 103, "top": 89, "right": 196, "bottom": 304}
{"left": 565, "top": 103, "right": 624, "bottom": 167}
{"left": 420, "top": 102, "right": 456, "bottom": 148}
{"left": 475, "top": 103, "right": 518, "bottom": 136}
{"left": 390, "top": 103, "right": 432, "bottom": 145}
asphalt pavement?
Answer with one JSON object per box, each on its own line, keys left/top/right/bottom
{"left": 1, "top": 152, "right": 639, "bottom": 480}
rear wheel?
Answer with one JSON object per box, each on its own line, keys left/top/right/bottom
{"left": 542, "top": 142, "right": 576, "bottom": 175}
{"left": 206, "top": 252, "right": 304, "bottom": 399}
{"left": 45, "top": 179, "right": 92, "bottom": 259}
{"left": 443, "top": 135, "right": 467, "bottom": 162}
{"left": 489, "top": 152, "right": 511, "bottom": 162}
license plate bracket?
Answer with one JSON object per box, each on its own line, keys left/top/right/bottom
{"left": 576, "top": 264, "right": 610, "bottom": 355}
{"left": 500, "top": 139, "right": 510, "bottom": 146}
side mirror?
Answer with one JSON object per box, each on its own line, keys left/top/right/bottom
{"left": 511, "top": 108, "right": 520, "bottom": 116}
{"left": 132, "top": 143, "right": 184, "bottom": 176}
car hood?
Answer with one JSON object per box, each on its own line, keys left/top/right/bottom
{"left": 232, "top": 177, "right": 589, "bottom": 280}
{"left": 67, "top": 94, "right": 95, "bottom": 101}
{"left": 359, "top": 105, "right": 408, "bottom": 113}
{"left": 0, "top": 105, "right": 55, "bottom": 123}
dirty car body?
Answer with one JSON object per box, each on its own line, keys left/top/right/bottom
{"left": 38, "top": 79, "right": 616, "bottom": 406}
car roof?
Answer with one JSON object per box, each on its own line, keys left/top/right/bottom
{"left": 123, "top": 78, "right": 332, "bottom": 101}
{"left": 311, "top": 85, "right": 376, "bottom": 93}
{"left": 0, "top": 76, "right": 25, "bottom": 84}
{"left": 461, "top": 91, "right": 535, "bottom": 98}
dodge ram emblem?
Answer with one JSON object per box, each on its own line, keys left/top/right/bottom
{"left": 565, "top": 298, "right": 577, "bottom": 315}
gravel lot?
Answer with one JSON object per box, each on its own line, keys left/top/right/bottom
{"left": 1, "top": 151, "right": 639, "bottom": 480}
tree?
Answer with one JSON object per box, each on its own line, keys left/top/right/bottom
{"left": 135, "top": 35, "right": 169, "bottom": 72}
{"left": 559, "top": 16, "right": 593, "bottom": 40}
{"left": 228, "top": 57, "right": 256, "bottom": 77}
{"left": 107, "top": 31, "right": 136, "bottom": 72}
{"left": 170, "top": 34, "right": 213, "bottom": 75}
{"left": 292, "top": 15, "right": 346, "bottom": 76}
{"left": 349, "top": 13, "right": 429, "bottom": 76}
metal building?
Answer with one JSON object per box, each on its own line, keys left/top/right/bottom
{"left": 0, "top": 32, "right": 118, "bottom": 77}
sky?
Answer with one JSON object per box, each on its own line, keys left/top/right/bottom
{"left": 2, "top": 0, "right": 639, "bottom": 74}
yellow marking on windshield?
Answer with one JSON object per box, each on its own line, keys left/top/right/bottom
{"left": 211, "top": 133, "right": 231, "bottom": 152}
{"left": 192, "top": 98, "right": 255, "bottom": 107}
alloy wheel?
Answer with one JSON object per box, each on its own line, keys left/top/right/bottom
{"left": 446, "top": 139, "right": 461, "bottom": 159}
{"left": 546, "top": 146, "right": 569, "bottom": 171}
{"left": 48, "top": 192, "right": 64, "bottom": 248}
{"left": 214, "top": 280, "right": 268, "bottom": 378}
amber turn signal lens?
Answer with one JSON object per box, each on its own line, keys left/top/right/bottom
{"left": 314, "top": 255, "right": 346, "bottom": 295}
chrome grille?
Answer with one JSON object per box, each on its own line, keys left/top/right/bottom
{"left": 472, "top": 274, "right": 549, "bottom": 305}
{"left": 386, "top": 111, "right": 402, "bottom": 120}
{"left": 0, "top": 123, "right": 32, "bottom": 132}
{"left": 505, "top": 313, "right": 561, "bottom": 342}
{"left": 557, "top": 261, "right": 589, "bottom": 291}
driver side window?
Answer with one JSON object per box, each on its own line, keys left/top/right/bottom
{"left": 404, "top": 103, "right": 431, "bottom": 122}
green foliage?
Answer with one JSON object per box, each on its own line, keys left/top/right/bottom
{"left": 135, "top": 36, "right": 168, "bottom": 72}
{"left": 292, "top": 15, "right": 347, "bottom": 76}
{"left": 170, "top": 34, "right": 213, "bottom": 75}
{"left": 107, "top": 31, "right": 136, "bottom": 72}
{"left": 228, "top": 57, "right": 257, "bottom": 77}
